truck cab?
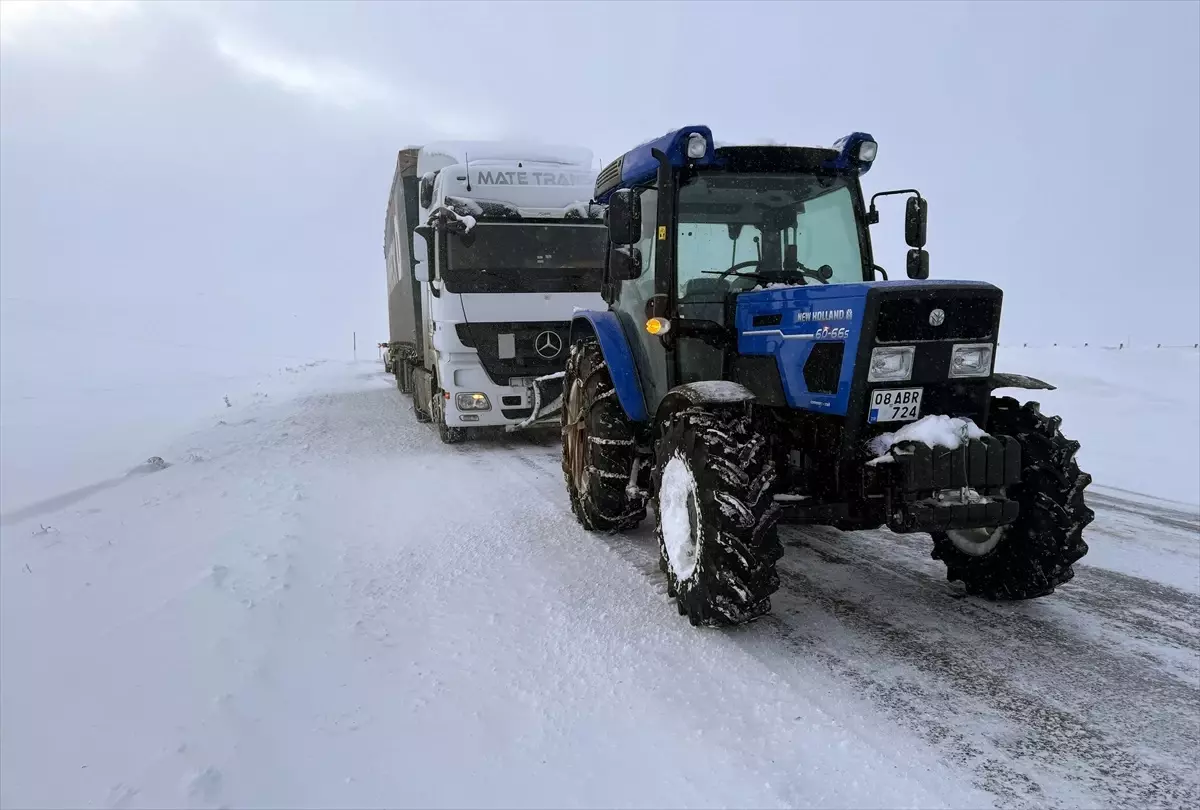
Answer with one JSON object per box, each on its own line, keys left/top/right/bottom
{"left": 390, "top": 141, "right": 608, "bottom": 442}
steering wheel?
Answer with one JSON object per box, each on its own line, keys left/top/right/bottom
{"left": 703, "top": 259, "right": 833, "bottom": 285}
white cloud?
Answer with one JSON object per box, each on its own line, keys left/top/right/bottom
{"left": 0, "top": 0, "right": 505, "bottom": 141}
{"left": 213, "top": 32, "right": 393, "bottom": 111}
{"left": 0, "top": 0, "right": 140, "bottom": 45}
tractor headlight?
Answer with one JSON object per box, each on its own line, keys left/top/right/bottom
{"left": 857, "top": 140, "right": 878, "bottom": 162}
{"left": 455, "top": 392, "right": 491, "bottom": 411}
{"left": 949, "top": 343, "right": 994, "bottom": 378}
{"left": 686, "top": 132, "right": 707, "bottom": 160}
{"left": 868, "top": 346, "right": 915, "bottom": 382}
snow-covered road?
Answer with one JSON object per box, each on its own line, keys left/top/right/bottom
{"left": 2, "top": 362, "right": 1197, "bottom": 809}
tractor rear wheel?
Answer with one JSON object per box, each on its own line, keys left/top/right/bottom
{"left": 561, "top": 338, "right": 645, "bottom": 532}
{"left": 653, "top": 405, "right": 783, "bottom": 627}
{"left": 931, "top": 396, "right": 1094, "bottom": 599}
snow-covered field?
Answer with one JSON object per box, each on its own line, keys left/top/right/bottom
{"left": 1, "top": 348, "right": 1197, "bottom": 809}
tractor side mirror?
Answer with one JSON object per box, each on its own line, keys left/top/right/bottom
{"left": 412, "top": 228, "right": 432, "bottom": 282}
{"left": 905, "top": 196, "right": 928, "bottom": 249}
{"left": 607, "top": 189, "right": 640, "bottom": 246}
{"left": 906, "top": 249, "right": 929, "bottom": 280}
{"left": 419, "top": 173, "right": 436, "bottom": 210}
{"left": 609, "top": 246, "right": 643, "bottom": 281}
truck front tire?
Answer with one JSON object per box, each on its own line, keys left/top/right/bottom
{"left": 652, "top": 405, "right": 783, "bottom": 627}
{"left": 931, "top": 396, "right": 1094, "bottom": 600}
{"left": 561, "top": 338, "right": 645, "bottom": 532}
{"left": 433, "top": 394, "right": 466, "bottom": 444}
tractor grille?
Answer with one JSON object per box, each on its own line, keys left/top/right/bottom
{"left": 876, "top": 295, "right": 999, "bottom": 343}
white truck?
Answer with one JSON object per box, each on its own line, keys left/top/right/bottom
{"left": 382, "top": 140, "right": 607, "bottom": 443}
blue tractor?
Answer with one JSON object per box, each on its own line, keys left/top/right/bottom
{"left": 561, "top": 126, "right": 1095, "bottom": 627}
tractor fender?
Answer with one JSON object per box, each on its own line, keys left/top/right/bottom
{"left": 569, "top": 311, "right": 649, "bottom": 422}
{"left": 988, "top": 372, "right": 1057, "bottom": 392}
{"left": 654, "top": 381, "right": 757, "bottom": 426}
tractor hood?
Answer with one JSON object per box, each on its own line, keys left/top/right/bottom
{"left": 734, "top": 280, "right": 1003, "bottom": 416}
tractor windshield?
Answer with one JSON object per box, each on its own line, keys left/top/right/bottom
{"left": 675, "top": 172, "right": 866, "bottom": 304}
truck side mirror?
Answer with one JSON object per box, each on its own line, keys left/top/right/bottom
{"left": 609, "top": 246, "right": 642, "bottom": 281}
{"left": 906, "top": 248, "right": 929, "bottom": 280}
{"left": 607, "top": 189, "right": 640, "bottom": 246}
{"left": 905, "top": 196, "right": 927, "bottom": 249}
{"left": 419, "top": 173, "right": 436, "bottom": 210}
{"left": 412, "top": 229, "right": 431, "bottom": 282}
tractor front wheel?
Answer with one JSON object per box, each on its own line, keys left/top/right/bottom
{"left": 561, "top": 338, "right": 645, "bottom": 532}
{"left": 653, "top": 405, "right": 783, "bottom": 627}
{"left": 931, "top": 396, "right": 1094, "bottom": 599}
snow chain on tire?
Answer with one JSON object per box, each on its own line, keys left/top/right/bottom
{"left": 561, "top": 338, "right": 646, "bottom": 532}
{"left": 931, "top": 395, "right": 1094, "bottom": 599}
{"left": 653, "top": 405, "right": 784, "bottom": 627}
{"left": 434, "top": 394, "right": 466, "bottom": 444}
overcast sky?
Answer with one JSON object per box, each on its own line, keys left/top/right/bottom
{"left": 2, "top": 0, "right": 1198, "bottom": 368}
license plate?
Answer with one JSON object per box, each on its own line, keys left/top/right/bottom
{"left": 868, "top": 388, "right": 923, "bottom": 424}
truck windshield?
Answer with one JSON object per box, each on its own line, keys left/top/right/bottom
{"left": 444, "top": 222, "right": 607, "bottom": 294}
{"left": 675, "top": 172, "right": 866, "bottom": 301}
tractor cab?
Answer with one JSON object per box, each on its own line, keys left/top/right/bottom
{"left": 593, "top": 127, "right": 929, "bottom": 415}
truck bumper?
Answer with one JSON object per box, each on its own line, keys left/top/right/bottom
{"left": 442, "top": 372, "right": 564, "bottom": 431}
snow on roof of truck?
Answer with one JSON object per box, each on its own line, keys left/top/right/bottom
{"left": 417, "top": 140, "right": 593, "bottom": 175}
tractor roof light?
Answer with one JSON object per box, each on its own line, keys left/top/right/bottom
{"left": 827, "top": 131, "right": 878, "bottom": 175}
{"left": 594, "top": 126, "right": 718, "bottom": 201}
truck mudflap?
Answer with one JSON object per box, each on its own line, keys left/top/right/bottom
{"left": 865, "top": 436, "right": 1024, "bottom": 534}
{"left": 506, "top": 371, "right": 566, "bottom": 432}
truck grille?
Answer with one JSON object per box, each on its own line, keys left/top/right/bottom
{"left": 454, "top": 321, "right": 570, "bottom": 385}
{"left": 876, "top": 295, "right": 999, "bottom": 343}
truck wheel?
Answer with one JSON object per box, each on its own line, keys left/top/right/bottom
{"left": 396, "top": 360, "right": 413, "bottom": 395}
{"left": 931, "top": 396, "right": 1094, "bottom": 600}
{"left": 413, "top": 393, "right": 432, "bottom": 423}
{"left": 433, "top": 394, "right": 466, "bottom": 444}
{"left": 561, "top": 338, "right": 645, "bottom": 532}
{"left": 652, "top": 405, "right": 783, "bottom": 627}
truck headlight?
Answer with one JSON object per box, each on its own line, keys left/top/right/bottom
{"left": 868, "top": 346, "right": 915, "bottom": 382}
{"left": 949, "top": 343, "right": 994, "bottom": 379}
{"left": 455, "top": 392, "right": 491, "bottom": 411}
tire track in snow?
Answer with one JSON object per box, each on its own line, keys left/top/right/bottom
{"left": 389, "top": 382, "right": 1198, "bottom": 808}
{"left": 479, "top": 436, "right": 1198, "bottom": 808}
{"left": 754, "top": 523, "right": 1199, "bottom": 810}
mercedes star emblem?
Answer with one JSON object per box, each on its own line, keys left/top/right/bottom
{"left": 929, "top": 308, "right": 946, "bottom": 327}
{"left": 534, "top": 330, "right": 563, "bottom": 359}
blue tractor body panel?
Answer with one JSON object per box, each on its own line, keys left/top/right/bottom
{"left": 569, "top": 310, "right": 649, "bottom": 422}
{"left": 735, "top": 279, "right": 995, "bottom": 416}
{"left": 735, "top": 284, "right": 870, "bottom": 416}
